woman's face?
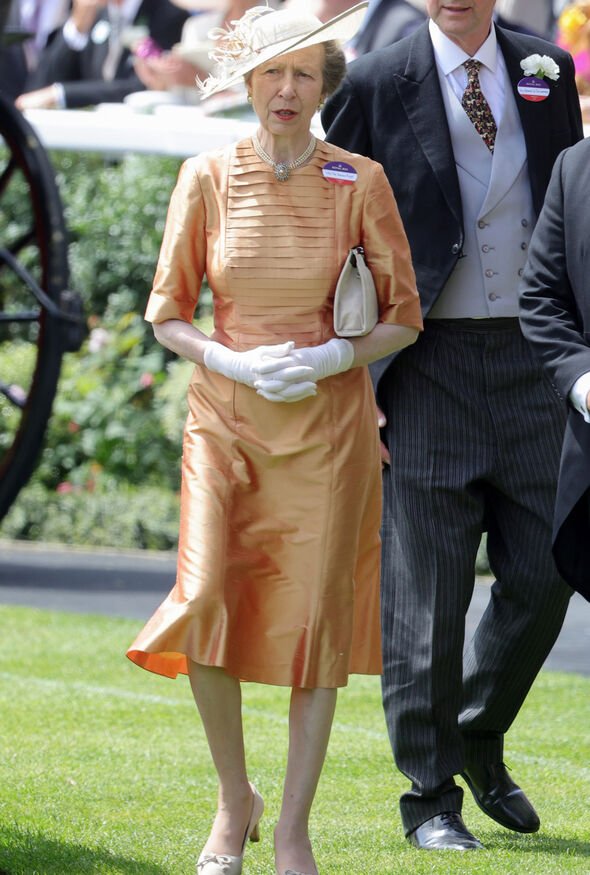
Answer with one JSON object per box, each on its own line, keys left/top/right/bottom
{"left": 248, "top": 44, "right": 325, "bottom": 141}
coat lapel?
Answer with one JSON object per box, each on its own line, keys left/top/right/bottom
{"left": 495, "top": 26, "right": 555, "bottom": 213}
{"left": 394, "top": 24, "right": 463, "bottom": 226}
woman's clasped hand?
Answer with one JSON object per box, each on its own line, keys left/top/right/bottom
{"left": 204, "top": 337, "right": 355, "bottom": 402}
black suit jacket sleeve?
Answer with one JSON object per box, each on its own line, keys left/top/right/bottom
{"left": 520, "top": 141, "right": 590, "bottom": 401}
{"left": 519, "top": 138, "right": 590, "bottom": 599}
{"left": 61, "top": 72, "right": 145, "bottom": 107}
{"left": 27, "top": 30, "right": 82, "bottom": 89}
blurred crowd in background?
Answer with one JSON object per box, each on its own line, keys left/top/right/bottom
{"left": 0, "top": 0, "right": 589, "bottom": 120}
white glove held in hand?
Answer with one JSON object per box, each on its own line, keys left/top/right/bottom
{"left": 203, "top": 340, "right": 314, "bottom": 390}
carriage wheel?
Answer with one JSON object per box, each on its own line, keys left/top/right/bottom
{"left": 0, "top": 95, "right": 82, "bottom": 520}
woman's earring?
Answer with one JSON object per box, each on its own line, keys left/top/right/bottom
{"left": 318, "top": 97, "right": 325, "bottom": 110}
{"left": 247, "top": 94, "right": 252, "bottom": 104}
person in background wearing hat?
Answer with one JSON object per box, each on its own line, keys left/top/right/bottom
{"left": 126, "top": 4, "right": 422, "bottom": 874}
{"left": 15, "top": 0, "right": 188, "bottom": 109}
{"left": 323, "top": 0, "right": 582, "bottom": 853}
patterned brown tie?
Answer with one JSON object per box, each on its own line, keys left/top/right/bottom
{"left": 462, "top": 59, "right": 497, "bottom": 152}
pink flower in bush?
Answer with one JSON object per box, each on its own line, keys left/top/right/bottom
{"left": 139, "top": 372, "right": 154, "bottom": 388}
{"left": 88, "top": 327, "right": 111, "bottom": 353}
{"left": 56, "top": 482, "right": 74, "bottom": 494}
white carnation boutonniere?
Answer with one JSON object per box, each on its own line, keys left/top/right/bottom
{"left": 517, "top": 54, "right": 560, "bottom": 103}
{"left": 520, "top": 54, "right": 560, "bottom": 81}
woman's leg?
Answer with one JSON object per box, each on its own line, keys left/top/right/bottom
{"left": 274, "top": 687, "right": 338, "bottom": 875}
{"left": 188, "top": 660, "right": 259, "bottom": 856}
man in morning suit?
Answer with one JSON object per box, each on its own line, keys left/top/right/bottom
{"left": 322, "top": 0, "right": 583, "bottom": 851}
{"left": 520, "top": 138, "right": 590, "bottom": 605}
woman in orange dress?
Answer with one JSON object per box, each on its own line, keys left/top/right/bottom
{"left": 126, "top": 5, "right": 422, "bottom": 874}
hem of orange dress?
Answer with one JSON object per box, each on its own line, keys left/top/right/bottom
{"left": 126, "top": 649, "right": 381, "bottom": 688}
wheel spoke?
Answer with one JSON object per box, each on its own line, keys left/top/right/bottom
{"left": 0, "top": 155, "right": 17, "bottom": 199}
{"left": 0, "top": 91, "right": 72, "bottom": 520}
{"left": 4, "top": 227, "right": 37, "bottom": 259}
{"left": 0, "top": 309, "right": 40, "bottom": 323}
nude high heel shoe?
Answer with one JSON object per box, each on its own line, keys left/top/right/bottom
{"left": 196, "top": 783, "right": 264, "bottom": 875}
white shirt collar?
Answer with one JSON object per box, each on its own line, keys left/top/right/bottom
{"left": 429, "top": 18, "right": 499, "bottom": 77}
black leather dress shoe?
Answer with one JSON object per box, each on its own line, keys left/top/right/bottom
{"left": 462, "top": 762, "right": 540, "bottom": 833}
{"left": 407, "top": 812, "right": 484, "bottom": 850}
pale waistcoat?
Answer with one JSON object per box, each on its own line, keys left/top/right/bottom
{"left": 429, "top": 59, "right": 535, "bottom": 319}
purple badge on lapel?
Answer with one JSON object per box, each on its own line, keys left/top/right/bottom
{"left": 517, "top": 76, "right": 550, "bottom": 102}
{"left": 322, "top": 161, "right": 358, "bottom": 185}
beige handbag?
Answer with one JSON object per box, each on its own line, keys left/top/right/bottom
{"left": 333, "top": 246, "right": 379, "bottom": 337}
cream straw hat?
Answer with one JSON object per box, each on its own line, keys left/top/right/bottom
{"left": 197, "top": 2, "right": 368, "bottom": 98}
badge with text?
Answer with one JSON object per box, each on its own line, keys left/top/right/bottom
{"left": 322, "top": 161, "right": 358, "bottom": 185}
{"left": 517, "top": 76, "right": 550, "bottom": 102}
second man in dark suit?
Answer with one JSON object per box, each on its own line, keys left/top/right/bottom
{"left": 520, "top": 137, "right": 590, "bottom": 605}
{"left": 323, "top": 0, "right": 582, "bottom": 852}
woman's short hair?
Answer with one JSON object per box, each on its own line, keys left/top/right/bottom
{"left": 322, "top": 40, "right": 347, "bottom": 97}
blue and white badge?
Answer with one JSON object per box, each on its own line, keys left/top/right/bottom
{"left": 322, "top": 161, "right": 358, "bottom": 185}
{"left": 517, "top": 76, "right": 550, "bottom": 102}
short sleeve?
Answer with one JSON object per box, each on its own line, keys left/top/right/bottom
{"left": 361, "top": 163, "right": 423, "bottom": 332}
{"left": 145, "top": 158, "right": 207, "bottom": 324}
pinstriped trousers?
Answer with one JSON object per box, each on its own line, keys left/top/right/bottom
{"left": 378, "top": 319, "right": 573, "bottom": 835}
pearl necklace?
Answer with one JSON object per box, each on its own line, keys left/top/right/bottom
{"left": 252, "top": 134, "right": 316, "bottom": 182}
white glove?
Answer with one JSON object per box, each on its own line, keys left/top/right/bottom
{"left": 253, "top": 338, "right": 354, "bottom": 402}
{"left": 291, "top": 338, "right": 355, "bottom": 381}
{"left": 255, "top": 378, "right": 318, "bottom": 403}
{"left": 203, "top": 340, "right": 314, "bottom": 389}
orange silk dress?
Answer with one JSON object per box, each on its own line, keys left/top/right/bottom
{"left": 126, "top": 137, "right": 422, "bottom": 688}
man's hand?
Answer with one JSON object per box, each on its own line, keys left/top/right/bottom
{"left": 134, "top": 54, "right": 203, "bottom": 91}
{"left": 70, "top": 0, "right": 107, "bottom": 35}
{"left": 15, "top": 85, "right": 60, "bottom": 110}
{"left": 377, "top": 404, "right": 390, "bottom": 466}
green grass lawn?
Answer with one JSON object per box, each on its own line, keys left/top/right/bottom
{"left": 0, "top": 605, "right": 588, "bottom": 874}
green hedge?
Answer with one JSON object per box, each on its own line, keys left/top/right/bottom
{"left": 1, "top": 151, "right": 210, "bottom": 548}
{"left": 2, "top": 478, "right": 180, "bottom": 550}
